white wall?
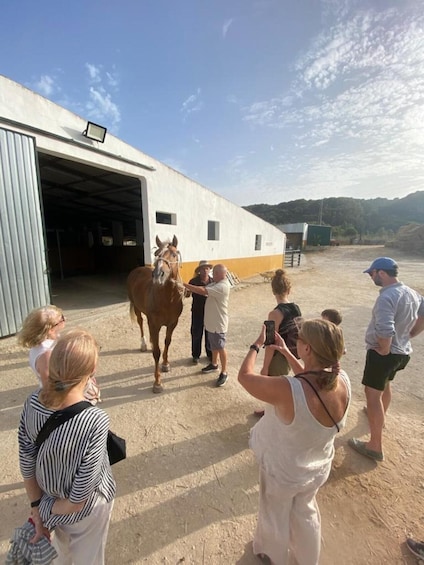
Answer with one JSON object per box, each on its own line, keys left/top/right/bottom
{"left": 0, "top": 75, "right": 284, "bottom": 269}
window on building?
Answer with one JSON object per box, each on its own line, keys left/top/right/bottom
{"left": 208, "top": 221, "right": 220, "bottom": 241}
{"left": 255, "top": 234, "right": 262, "bottom": 250}
{"left": 156, "top": 211, "right": 177, "bottom": 225}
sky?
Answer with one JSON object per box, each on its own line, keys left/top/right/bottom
{"left": 1, "top": 0, "right": 424, "bottom": 207}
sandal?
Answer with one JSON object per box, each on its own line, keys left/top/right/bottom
{"left": 348, "top": 438, "right": 384, "bottom": 461}
{"left": 406, "top": 538, "right": 424, "bottom": 559}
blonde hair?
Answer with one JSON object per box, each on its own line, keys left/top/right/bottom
{"left": 271, "top": 269, "right": 291, "bottom": 296}
{"left": 17, "top": 306, "right": 64, "bottom": 347}
{"left": 39, "top": 329, "right": 99, "bottom": 409}
{"left": 298, "top": 319, "right": 344, "bottom": 390}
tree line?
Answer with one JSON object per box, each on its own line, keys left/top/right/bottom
{"left": 243, "top": 191, "right": 424, "bottom": 237}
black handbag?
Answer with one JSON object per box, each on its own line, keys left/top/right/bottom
{"left": 36, "top": 401, "right": 126, "bottom": 465}
{"left": 107, "top": 430, "right": 126, "bottom": 465}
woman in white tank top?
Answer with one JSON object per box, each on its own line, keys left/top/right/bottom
{"left": 238, "top": 319, "right": 351, "bottom": 565}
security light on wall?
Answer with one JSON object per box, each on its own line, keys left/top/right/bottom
{"left": 83, "top": 121, "right": 107, "bottom": 143}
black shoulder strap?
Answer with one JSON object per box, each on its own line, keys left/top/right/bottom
{"left": 35, "top": 401, "right": 92, "bottom": 447}
{"left": 296, "top": 374, "right": 340, "bottom": 432}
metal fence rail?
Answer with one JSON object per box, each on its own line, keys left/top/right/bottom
{"left": 284, "top": 250, "right": 301, "bottom": 267}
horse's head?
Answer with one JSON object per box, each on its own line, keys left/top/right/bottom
{"left": 152, "top": 235, "right": 180, "bottom": 285}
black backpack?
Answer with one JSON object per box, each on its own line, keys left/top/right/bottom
{"left": 275, "top": 303, "right": 302, "bottom": 358}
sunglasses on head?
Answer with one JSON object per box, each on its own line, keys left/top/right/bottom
{"left": 52, "top": 314, "right": 66, "bottom": 327}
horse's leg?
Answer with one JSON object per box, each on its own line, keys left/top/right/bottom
{"left": 135, "top": 309, "right": 147, "bottom": 351}
{"left": 161, "top": 321, "right": 178, "bottom": 373}
{"left": 148, "top": 322, "right": 163, "bottom": 393}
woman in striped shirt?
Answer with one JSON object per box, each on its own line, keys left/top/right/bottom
{"left": 18, "top": 329, "right": 115, "bottom": 564}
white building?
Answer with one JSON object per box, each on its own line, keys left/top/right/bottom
{"left": 0, "top": 75, "right": 285, "bottom": 336}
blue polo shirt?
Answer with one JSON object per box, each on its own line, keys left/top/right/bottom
{"left": 365, "top": 282, "right": 424, "bottom": 354}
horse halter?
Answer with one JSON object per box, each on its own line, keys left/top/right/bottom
{"left": 153, "top": 244, "right": 182, "bottom": 284}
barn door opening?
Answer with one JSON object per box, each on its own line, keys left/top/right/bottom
{"left": 37, "top": 153, "right": 144, "bottom": 278}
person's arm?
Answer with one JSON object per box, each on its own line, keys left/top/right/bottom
{"left": 260, "top": 309, "right": 283, "bottom": 375}
{"left": 374, "top": 336, "right": 392, "bottom": 355}
{"left": 51, "top": 498, "right": 86, "bottom": 515}
{"left": 270, "top": 333, "right": 304, "bottom": 374}
{"left": 50, "top": 414, "right": 108, "bottom": 516}
{"left": 65, "top": 412, "right": 109, "bottom": 509}
{"left": 183, "top": 282, "right": 208, "bottom": 296}
{"left": 238, "top": 326, "right": 293, "bottom": 409}
{"left": 372, "top": 294, "right": 395, "bottom": 355}
{"left": 20, "top": 404, "right": 50, "bottom": 542}
{"left": 35, "top": 350, "right": 52, "bottom": 388}
{"left": 21, "top": 477, "right": 50, "bottom": 542}
{"left": 410, "top": 316, "right": 424, "bottom": 338}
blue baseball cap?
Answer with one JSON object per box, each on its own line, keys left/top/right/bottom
{"left": 363, "top": 257, "right": 398, "bottom": 274}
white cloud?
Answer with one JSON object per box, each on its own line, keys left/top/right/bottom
{"left": 227, "top": 155, "right": 246, "bottom": 172}
{"left": 235, "top": 5, "right": 424, "bottom": 204}
{"left": 84, "top": 64, "right": 121, "bottom": 129}
{"left": 181, "top": 88, "right": 203, "bottom": 119}
{"left": 86, "top": 86, "right": 121, "bottom": 127}
{"left": 85, "top": 63, "right": 102, "bottom": 83}
{"left": 34, "top": 75, "right": 56, "bottom": 97}
{"left": 222, "top": 18, "right": 234, "bottom": 38}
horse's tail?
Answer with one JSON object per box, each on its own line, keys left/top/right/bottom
{"left": 129, "top": 301, "right": 137, "bottom": 323}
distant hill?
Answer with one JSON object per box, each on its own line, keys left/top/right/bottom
{"left": 243, "top": 191, "right": 424, "bottom": 235}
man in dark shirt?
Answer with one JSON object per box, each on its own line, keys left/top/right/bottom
{"left": 187, "top": 261, "right": 213, "bottom": 364}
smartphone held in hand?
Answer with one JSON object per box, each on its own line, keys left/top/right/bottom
{"left": 264, "top": 320, "right": 275, "bottom": 345}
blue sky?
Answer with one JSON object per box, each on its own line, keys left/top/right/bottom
{"left": 1, "top": 0, "right": 424, "bottom": 206}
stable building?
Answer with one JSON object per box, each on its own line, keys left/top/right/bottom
{"left": 278, "top": 223, "right": 332, "bottom": 249}
{"left": 0, "top": 75, "right": 285, "bottom": 337}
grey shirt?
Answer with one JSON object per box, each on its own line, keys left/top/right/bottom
{"left": 365, "top": 282, "right": 424, "bottom": 355}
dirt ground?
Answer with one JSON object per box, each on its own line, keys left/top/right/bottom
{"left": 0, "top": 245, "right": 423, "bottom": 564}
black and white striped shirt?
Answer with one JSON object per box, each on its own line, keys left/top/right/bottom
{"left": 18, "top": 390, "right": 116, "bottom": 529}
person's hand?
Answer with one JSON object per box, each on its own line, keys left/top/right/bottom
{"left": 29, "top": 508, "right": 50, "bottom": 543}
{"left": 270, "top": 333, "right": 289, "bottom": 352}
{"left": 253, "top": 325, "right": 266, "bottom": 348}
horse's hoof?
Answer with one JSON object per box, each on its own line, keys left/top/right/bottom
{"left": 161, "top": 364, "right": 170, "bottom": 373}
{"left": 153, "top": 384, "right": 163, "bottom": 393}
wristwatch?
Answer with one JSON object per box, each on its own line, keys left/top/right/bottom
{"left": 30, "top": 498, "right": 41, "bottom": 508}
{"left": 249, "top": 344, "right": 260, "bottom": 353}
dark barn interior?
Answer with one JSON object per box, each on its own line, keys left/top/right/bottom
{"left": 37, "top": 152, "right": 145, "bottom": 279}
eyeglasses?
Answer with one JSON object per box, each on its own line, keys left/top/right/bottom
{"left": 52, "top": 314, "right": 66, "bottom": 327}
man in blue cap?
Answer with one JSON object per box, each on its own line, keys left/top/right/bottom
{"left": 349, "top": 257, "right": 424, "bottom": 461}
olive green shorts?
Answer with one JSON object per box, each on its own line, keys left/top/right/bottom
{"left": 268, "top": 351, "right": 290, "bottom": 377}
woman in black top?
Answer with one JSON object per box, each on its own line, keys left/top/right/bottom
{"left": 254, "top": 269, "right": 302, "bottom": 416}
{"left": 187, "top": 260, "right": 213, "bottom": 363}
{"left": 261, "top": 269, "right": 302, "bottom": 376}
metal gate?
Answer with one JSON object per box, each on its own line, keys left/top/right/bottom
{"left": 0, "top": 127, "right": 50, "bottom": 337}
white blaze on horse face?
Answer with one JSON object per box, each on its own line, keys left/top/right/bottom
{"left": 153, "top": 258, "right": 170, "bottom": 285}
{"left": 152, "top": 243, "right": 179, "bottom": 285}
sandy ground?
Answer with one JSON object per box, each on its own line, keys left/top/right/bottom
{"left": 0, "top": 245, "right": 423, "bottom": 564}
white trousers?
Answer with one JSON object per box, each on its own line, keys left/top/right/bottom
{"left": 253, "top": 467, "right": 329, "bottom": 565}
{"left": 52, "top": 496, "right": 114, "bottom": 565}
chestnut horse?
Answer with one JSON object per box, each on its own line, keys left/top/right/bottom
{"left": 127, "top": 235, "right": 183, "bottom": 393}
